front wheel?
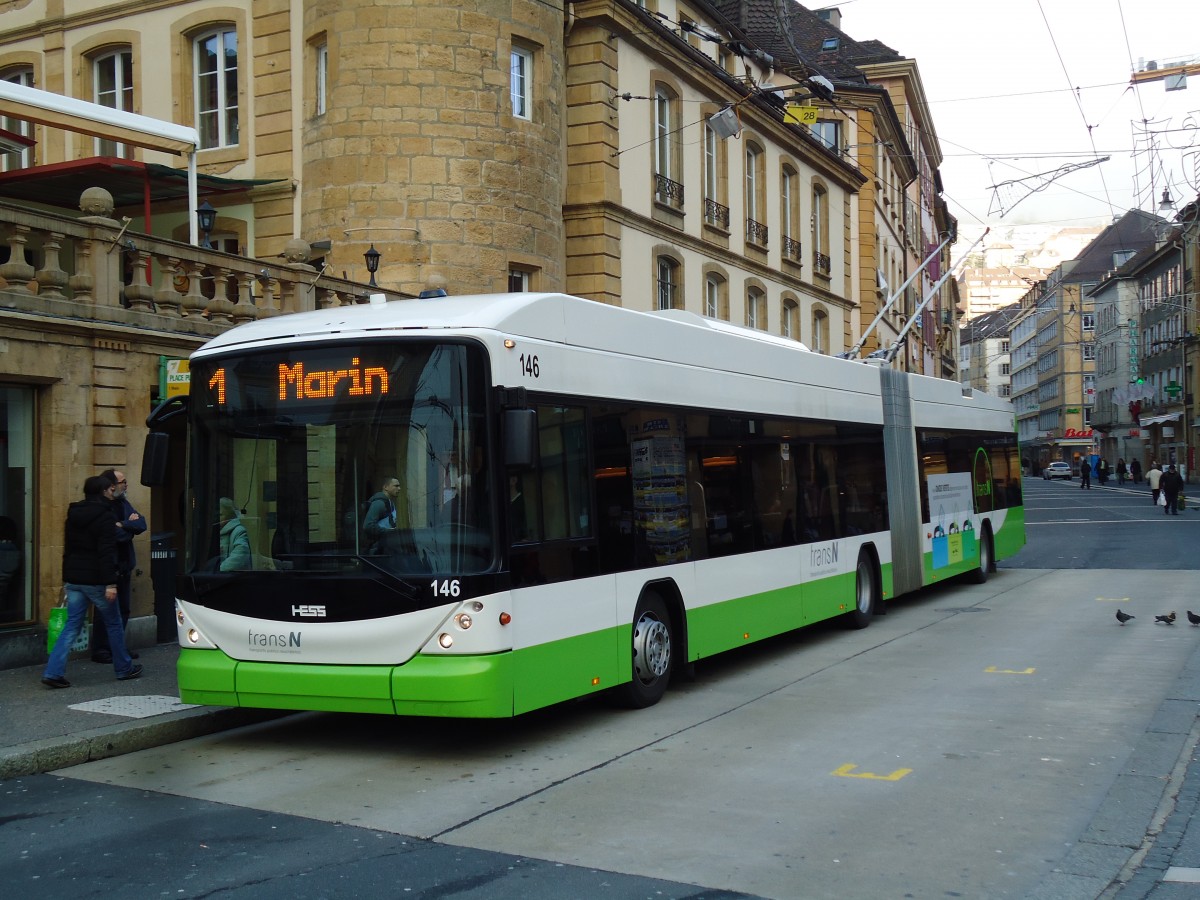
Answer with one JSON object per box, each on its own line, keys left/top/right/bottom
{"left": 616, "top": 594, "right": 674, "bottom": 708}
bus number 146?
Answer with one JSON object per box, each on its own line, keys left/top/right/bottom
{"left": 520, "top": 354, "right": 539, "bottom": 378}
{"left": 432, "top": 579, "right": 461, "bottom": 598}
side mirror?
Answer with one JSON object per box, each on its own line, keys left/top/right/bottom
{"left": 503, "top": 408, "right": 536, "bottom": 470}
{"left": 141, "top": 432, "right": 169, "bottom": 486}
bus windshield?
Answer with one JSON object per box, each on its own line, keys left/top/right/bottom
{"left": 186, "top": 340, "right": 493, "bottom": 581}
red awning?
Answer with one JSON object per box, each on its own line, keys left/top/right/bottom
{"left": 0, "top": 156, "right": 282, "bottom": 212}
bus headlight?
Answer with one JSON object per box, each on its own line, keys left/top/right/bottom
{"left": 187, "top": 628, "right": 201, "bottom": 644}
{"left": 438, "top": 632, "right": 454, "bottom": 649}
{"left": 454, "top": 613, "right": 472, "bottom": 630}
{"left": 176, "top": 606, "right": 186, "bottom": 626}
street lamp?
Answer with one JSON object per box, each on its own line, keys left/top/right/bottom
{"left": 364, "top": 244, "right": 381, "bottom": 287}
{"left": 195, "top": 201, "right": 216, "bottom": 250}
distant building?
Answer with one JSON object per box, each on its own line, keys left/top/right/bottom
{"left": 960, "top": 304, "right": 1020, "bottom": 399}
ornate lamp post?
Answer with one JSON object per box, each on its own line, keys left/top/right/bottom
{"left": 364, "top": 244, "right": 381, "bottom": 287}
{"left": 195, "top": 201, "right": 216, "bottom": 250}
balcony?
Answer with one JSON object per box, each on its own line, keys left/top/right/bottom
{"left": 654, "top": 174, "right": 684, "bottom": 209}
{"left": 745, "top": 218, "right": 768, "bottom": 247}
{"left": 782, "top": 235, "right": 803, "bottom": 264}
{"left": 813, "top": 251, "right": 831, "bottom": 275}
{"left": 703, "top": 198, "right": 730, "bottom": 230}
{"left": 0, "top": 193, "right": 404, "bottom": 339}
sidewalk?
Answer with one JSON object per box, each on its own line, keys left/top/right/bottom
{"left": 0, "top": 640, "right": 283, "bottom": 779}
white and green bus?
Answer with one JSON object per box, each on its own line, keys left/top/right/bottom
{"left": 164, "top": 292, "right": 1024, "bottom": 717}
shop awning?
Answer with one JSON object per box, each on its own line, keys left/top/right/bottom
{"left": 0, "top": 79, "right": 202, "bottom": 243}
{"left": 0, "top": 157, "right": 283, "bottom": 213}
{"left": 1139, "top": 413, "right": 1182, "bottom": 427}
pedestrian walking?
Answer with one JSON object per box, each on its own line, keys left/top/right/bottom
{"left": 1161, "top": 464, "right": 1184, "bottom": 516}
{"left": 42, "top": 475, "right": 143, "bottom": 688}
{"left": 1130, "top": 459, "right": 1142, "bottom": 484}
{"left": 1097, "top": 458, "right": 1109, "bottom": 485}
{"left": 1079, "top": 458, "right": 1092, "bottom": 489}
{"left": 91, "top": 469, "right": 145, "bottom": 664}
{"left": 1116, "top": 459, "right": 1127, "bottom": 485}
{"left": 1148, "top": 462, "right": 1163, "bottom": 506}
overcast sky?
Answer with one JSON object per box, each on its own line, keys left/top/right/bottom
{"left": 832, "top": 0, "right": 1200, "bottom": 232}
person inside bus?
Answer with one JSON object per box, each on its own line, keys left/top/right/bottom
{"left": 363, "top": 476, "right": 401, "bottom": 553}
{"left": 218, "top": 497, "right": 252, "bottom": 572}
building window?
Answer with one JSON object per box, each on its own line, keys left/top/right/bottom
{"left": 745, "top": 142, "right": 766, "bottom": 246}
{"left": 1082, "top": 313, "right": 1095, "bottom": 332}
{"left": 1, "top": 67, "right": 34, "bottom": 171}
{"left": 657, "top": 256, "right": 680, "bottom": 310}
{"left": 781, "top": 165, "right": 801, "bottom": 262}
{"left": 811, "top": 119, "right": 840, "bottom": 153}
{"left": 94, "top": 50, "right": 134, "bottom": 157}
{"left": 705, "top": 273, "right": 728, "bottom": 320}
{"left": 703, "top": 124, "right": 728, "bottom": 228}
{"left": 746, "top": 286, "right": 766, "bottom": 330}
{"left": 0, "top": 385, "right": 34, "bottom": 625}
{"left": 315, "top": 42, "right": 327, "bottom": 116}
{"left": 1083, "top": 342, "right": 1096, "bottom": 361}
{"left": 194, "top": 28, "right": 239, "bottom": 149}
{"left": 509, "top": 268, "right": 532, "bottom": 292}
{"left": 811, "top": 308, "right": 829, "bottom": 353}
{"left": 811, "top": 183, "right": 830, "bottom": 275}
{"left": 511, "top": 45, "right": 532, "bottom": 120}
{"left": 654, "top": 85, "right": 682, "bottom": 207}
{"left": 782, "top": 298, "right": 799, "bottom": 340}
{"left": 1000, "top": 363, "right": 1011, "bottom": 375}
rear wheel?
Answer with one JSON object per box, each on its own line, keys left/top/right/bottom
{"left": 845, "top": 552, "right": 877, "bottom": 629}
{"left": 969, "top": 528, "right": 994, "bottom": 584}
{"left": 616, "top": 594, "right": 673, "bottom": 708}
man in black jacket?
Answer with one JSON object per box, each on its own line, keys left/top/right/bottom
{"left": 91, "top": 469, "right": 146, "bottom": 663}
{"left": 1161, "top": 464, "right": 1185, "bottom": 516}
{"left": 42, "top": 475, "right": 143, "bottom": 688}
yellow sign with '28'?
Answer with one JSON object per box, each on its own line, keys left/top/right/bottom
{"left": 785, "top": 105, "right": 818, "bottom": 126}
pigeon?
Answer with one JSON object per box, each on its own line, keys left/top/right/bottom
{"left": 1116, "top": 609, "right": 1135, "bottom": 625}
{"left": 1155, "top": 612, "right": 1177, "bottom": 625}
{"left": 1188, "top": 611, "right": 1200, "bottom": 626}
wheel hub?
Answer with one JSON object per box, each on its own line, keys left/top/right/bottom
{"left": 632, "top": 614, "right": 670, "bottom": 683}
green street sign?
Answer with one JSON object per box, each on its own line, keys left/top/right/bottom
{"left": 1166, "top": 382, "right": 1182, "bottom": 397}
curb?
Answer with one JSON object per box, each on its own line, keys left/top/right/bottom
{"left": 0, "top": 707, "right": 291, "bottom": 779}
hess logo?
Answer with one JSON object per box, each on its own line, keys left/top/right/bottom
{"left": 291, "top": 605, "right": 326, "bottom": 617}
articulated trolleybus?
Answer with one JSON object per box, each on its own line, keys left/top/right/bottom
{"left": 168, "top": 292, "right": 1024, "bottom": 717}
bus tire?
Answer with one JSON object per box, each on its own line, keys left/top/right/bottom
{"left": 845, "top": 551, "right": 878, "bottom": 629}
{"left": 970, "top": 527, "right": 994, "bottom": 584}
{"left": 616, "top": 593, "right": 674, "bottom": 708}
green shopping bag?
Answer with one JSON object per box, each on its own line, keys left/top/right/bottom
{"left": 46, "top": 601, "right": 91, "bottom": 654}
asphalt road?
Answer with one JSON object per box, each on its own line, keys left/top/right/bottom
{"left": 3, "top": 477, "right": 1197, "bottom": 899}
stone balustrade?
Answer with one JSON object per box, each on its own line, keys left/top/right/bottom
{"left": 0, "top": 193, "right": 409, "bottom": 338}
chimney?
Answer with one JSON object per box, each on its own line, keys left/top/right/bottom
{"left": 816, "top": 7, "right": 842, "bottom": 30}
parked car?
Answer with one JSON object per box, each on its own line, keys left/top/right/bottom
{"left": 1043, "top": 461, "right": 1073, "bottom": 480}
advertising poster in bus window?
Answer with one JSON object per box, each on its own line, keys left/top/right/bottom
{"left": 928, "top": 473, "right": 975, "bottom": 569}
{"left": 631, "top": 436, "right": 690, "bottom": 563}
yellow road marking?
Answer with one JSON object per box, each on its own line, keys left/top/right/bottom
{"left": 984, "top": 666, "right": 1036, "bottom": 675}
{"left": 831, "top": 763, "right": 913, "bottom": 781}
{"left": 1096, "top": 597, "right": 1131, "bottom": 603}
